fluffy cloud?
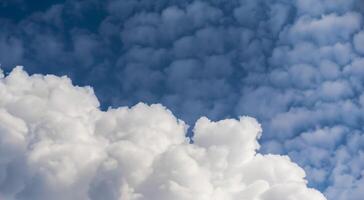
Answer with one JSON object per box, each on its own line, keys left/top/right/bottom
{"left": 1, "top": 0, "right": 364, "bottom": 199}
{"left": 0, "top": 67, "right": 325, "bottom": 200}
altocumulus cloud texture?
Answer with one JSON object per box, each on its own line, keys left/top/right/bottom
{"left": 1, "top": 0, "right": 364, "bottom": 199}
{"left": 0, "top": 67, "right": 326, "bottom": 200}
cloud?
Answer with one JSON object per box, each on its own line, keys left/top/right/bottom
{"left": 0, "top": 31, "right": 23, "bottom": 68}
{"left": 0, "top": 67, "right": 325, "bottom": 200}
{"left": 1, "top": 0, "right": 364, "bottom": 199}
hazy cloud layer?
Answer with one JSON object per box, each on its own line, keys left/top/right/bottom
{"left": 0, "top": 67, "right": 326, "bottom": 200}
{"left": 1, "top": 0, "right": 364, "bottom": 199}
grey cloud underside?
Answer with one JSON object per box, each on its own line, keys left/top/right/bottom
{"left": 0, "top": 0, "right": 364, "bottom": 199}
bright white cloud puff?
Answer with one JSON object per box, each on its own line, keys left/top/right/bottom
{"left": 2, "top": 0, "right": 364, "bottom": 199}
{"left": 0, "top": 67, "right": 326, "bottom": 200}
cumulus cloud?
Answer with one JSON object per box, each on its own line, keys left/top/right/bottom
{"left": 2, "top": 0, "right": 364, "bottom": 199}
{"left": 0, "top": 67, "right": 325, "bottom": 200}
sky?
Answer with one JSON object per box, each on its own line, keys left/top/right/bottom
{"left": 0, "top": 0, "right": 364, "bottom": 199}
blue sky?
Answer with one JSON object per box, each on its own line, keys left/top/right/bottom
{"left": 1, "top": 0, "right": 364, "bottom": 199}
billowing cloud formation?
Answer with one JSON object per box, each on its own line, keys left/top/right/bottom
{"left": 1, "top": 0, "right": 364, "bottom": 199}
{"left": 0, "top": 67, "right": 325, "bottom": 200}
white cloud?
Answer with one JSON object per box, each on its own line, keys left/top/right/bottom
{"left": 353, "top": 31, "right": 364, "bottom": 55}
{"left": 0, "top": 67, "right": 326, "bottom": 200}
{"left": 281, "top": 12, "right": 361, "bottom": 46}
